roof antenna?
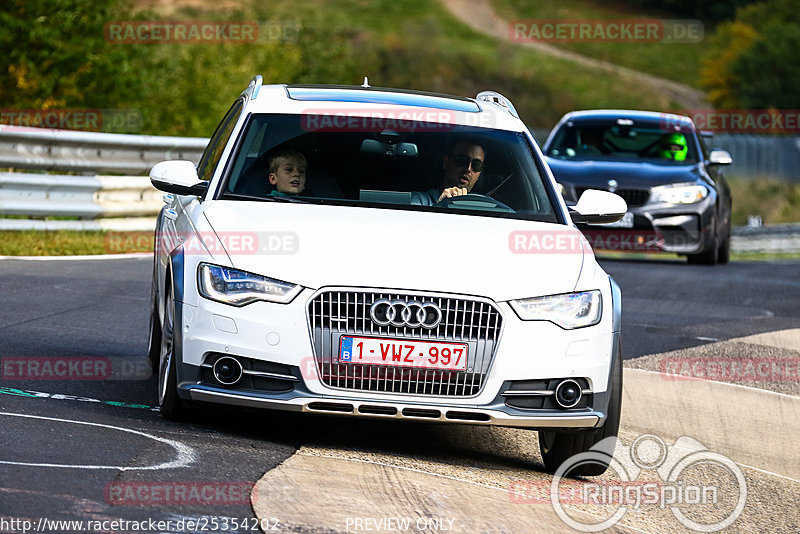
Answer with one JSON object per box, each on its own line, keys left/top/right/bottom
{"left": 362, "top": 76, "right": 370, "bottom": 88}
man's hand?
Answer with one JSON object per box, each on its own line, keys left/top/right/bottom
{"left": 438, "top": 187, "right": 468, "bottom": 202}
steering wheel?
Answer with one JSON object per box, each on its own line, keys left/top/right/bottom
{"left": 435, "top": 193, "right": 515, "bottom": 212}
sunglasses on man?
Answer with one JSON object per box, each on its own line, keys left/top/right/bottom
{"left": 450, "top": 154, "right": 485, "bottom": 172}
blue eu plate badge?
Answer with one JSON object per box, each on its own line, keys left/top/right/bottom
{"left": 339, "top": 336, "right": 353, "bottom": 362}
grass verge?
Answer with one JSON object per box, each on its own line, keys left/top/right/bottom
{"left": 728, "top": 177, "right": 800, "bottom": 225}
{"left": 0, "top": 231, "right": 151, "bottom": 256}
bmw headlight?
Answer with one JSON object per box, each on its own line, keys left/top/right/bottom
{"left": 510, "top": 290, "right": 602, "bottom": 329}
{"left": 654, "top": 184, "right": 708, "bottom": 204}
{"left": 197, "top": 263, "right": 301, "bottom": 306}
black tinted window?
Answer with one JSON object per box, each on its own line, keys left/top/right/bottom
{"left": 220, "top": 114, "right": 559, "bottom": 223}
{"left": 547, "top": 121, "right": 698, "bottom": 164}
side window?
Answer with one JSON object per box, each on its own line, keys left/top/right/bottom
{"left": 196, "top": 100, "right": 244, "bottom": 182}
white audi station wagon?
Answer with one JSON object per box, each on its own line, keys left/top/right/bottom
{"left": 148, "top": 77, "right": 627, "bottom": 475}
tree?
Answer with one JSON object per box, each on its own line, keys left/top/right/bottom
{"left": 0, "top": 0, "right": 151, "bottom": 113}
{"left": 701, "top": 0, "right": 800, "bottom": 109}
{"left": 730, "top": 22, "right": 800, "bottom": 108}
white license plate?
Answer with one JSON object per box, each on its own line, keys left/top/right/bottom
{"left": 338, "top": 336, "right": 468, "bottom": 371}
{"left": 600, "top": 212, "right": 634, "bottom": 228}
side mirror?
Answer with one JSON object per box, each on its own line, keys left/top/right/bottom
{"left": 149, "top": 160, "right": 209, "bottom": 196}
{"left": 708, "top": 149, "right": 733, "bottom": 165}
{"left": 570, "top": 189, "right": 627, "bottom": 225}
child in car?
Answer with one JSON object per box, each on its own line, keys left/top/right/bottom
{"left": 268, "top": 149, "right": 307, "bottom": 196}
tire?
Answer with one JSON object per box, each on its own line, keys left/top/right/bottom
{"left": 146, "top": 262, "right": 161, "bottom": 372}
{"left": 157, "top": 281, "right": 190, "bottom": 421}
{"left": 539, "top": 346, "right": 622, "bottom": 477}
{"left": 687, "top": 233, "right": 718, "bottom": 265}
{"left": 717, "top": 224, "right": 731, "bottom": 264}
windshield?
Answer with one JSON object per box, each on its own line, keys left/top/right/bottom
{"left": 546, "top": 120, "right": 699, "bottom": 164}
{"left": 220, "top": 114, "right": 560, "bottom": 223}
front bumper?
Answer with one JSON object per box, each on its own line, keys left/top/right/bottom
{"left": 171, "top": 277, "right": 620, "bottom": 432}
{"left": 579, "top": 198, "right": 716, "bottom": 255}
{"left": 185, "top": 384, "right": 603, "bottom": 429}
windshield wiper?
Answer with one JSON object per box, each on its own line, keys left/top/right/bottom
{"left": 223, "top": 192, "right": 310, "bottom": 203}
{"left": 486, "top": 171, "right": 514, "bottom": 196}
{"left": 263, "top": 195, "right": 309, "bottom": 203}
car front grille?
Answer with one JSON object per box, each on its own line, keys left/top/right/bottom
{"left": 576, "top": 187, "right": 650, "bottom": 207}
{"left": 308, "top": 290, "right": 502, "bottom": 397}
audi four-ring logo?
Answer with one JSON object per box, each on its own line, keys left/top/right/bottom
{"left": 369, "top": 299, "right": 442, "bottom": 329}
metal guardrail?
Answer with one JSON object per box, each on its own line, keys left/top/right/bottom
{"left": 731, "top": 223, "right": 800, "bottom": 253}
{"left": 0, "top": 125, "right": 208, "bottom": 231}
{"left": 0, "top": 125, "right": 208, "bottom": 174}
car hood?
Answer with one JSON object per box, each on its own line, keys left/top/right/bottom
{"left": 201, "top": 202, "right": 587, "bottom": 302}
{"left": 545, "top": 157, "right": 702, "bottom": 188}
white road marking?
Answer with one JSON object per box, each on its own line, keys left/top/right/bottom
{"left": 667, "top": 441, "right": 800, "bottom": 485}
{"left": 630, "top": 367, "right": 800, "bottom": 400}
{"left": 0, "top": 411, "right": 196, "bottom": 471}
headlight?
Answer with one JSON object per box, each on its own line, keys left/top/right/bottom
{"left": 654, "top": 184, "right": 708, "bottom": 204}
{"left": 197, "top": 263, "right": 301, "bottom": 306}
{"left": 510, "top": 290, "right": 602, "bottom": 329}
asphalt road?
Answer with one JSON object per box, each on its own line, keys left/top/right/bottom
{"left": 0, "top": 256, "right": 798, "bottom": 533}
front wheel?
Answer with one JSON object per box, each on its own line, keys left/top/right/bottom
{"left": 146, "top": 266, "right": 161, "bottom": 372}
{"left": 157, "top": 282, "right": 189, "bottom": 420}
{"left": 717, "top": 223, "right": 731, "bottom": 264}
{"left": 687, "top": 227, "right": 719, "bottom": 265}
{"left": 539, "top": 347, "right": 622, "bottom": 476}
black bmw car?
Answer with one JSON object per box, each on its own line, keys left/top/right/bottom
{"left": 543, "top": 110, "right": 733, "bottom": 265}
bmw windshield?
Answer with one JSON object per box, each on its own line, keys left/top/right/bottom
{"left": 546, "top": 120, "right": 699, "bottom": 164}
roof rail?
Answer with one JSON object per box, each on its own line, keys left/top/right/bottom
{"left": 242, "top": 75, "right": 263, "bottom": 100}
{"left": 476, "top": 91, "right": 519, "bottom": 119}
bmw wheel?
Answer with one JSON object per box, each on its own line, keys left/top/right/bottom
{"left": 687, "top": 232, "right": 719, "bottom": 265}
{"left": 717, "top": 222, "right": 731, "bottom": 264}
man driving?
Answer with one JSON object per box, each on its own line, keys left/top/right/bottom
{"left": 411, "top": 140, "right": 485, "bottom": 206}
